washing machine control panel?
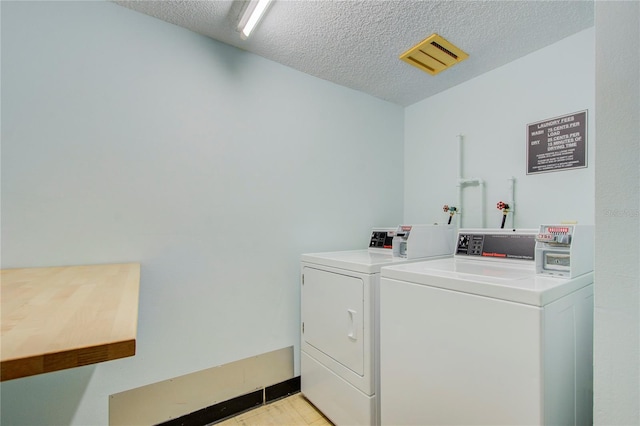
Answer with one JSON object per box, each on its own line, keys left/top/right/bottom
{"left": 455, "top": 230, "right": 536, "bottom": 261}
{"left": 535, "top": 224, "right": 594, "bottom": 278}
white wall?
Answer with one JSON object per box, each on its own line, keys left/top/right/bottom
{"left": 0, "top": 2, "right": 404, "bottom": 425}
{"left": 594, "top": 2, "right": 640, "bottom": 425}
{"left": 404, "top": 29, "right": 595, "bottom": 229}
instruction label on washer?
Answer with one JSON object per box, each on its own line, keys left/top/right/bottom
{"left": 527, "top": 110, "right": 587, "bottom": 174}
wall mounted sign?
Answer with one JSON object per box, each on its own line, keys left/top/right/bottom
{"left": 527, "top": 110, "right": 587, "bottom": 174}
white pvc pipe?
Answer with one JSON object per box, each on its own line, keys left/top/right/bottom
{"left": 456, "top": 134, "right": 485, "bottom": 228}
{"left": 508, "top": 176, "right": 516, "bottom": 229}
{"left": 480, "top": 179, "right": 486, "bottom": 228}
{"left": 457, "top": 134, "right": 464, "bottom": 228}
{"left": 457, "top": 134, "right": 463, "bottom": 181}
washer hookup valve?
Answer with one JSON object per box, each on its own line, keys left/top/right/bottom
{"left": 496, "top": 201, "right": 510, "bottom": 229}
{"left": 443, "top": 205, "right": 458, "bottom": 225}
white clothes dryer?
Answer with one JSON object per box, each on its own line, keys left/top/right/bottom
{"left": 379, "top": 227, "right": 594, "bottom": 426}
{"left": 301, "top": 225, "right": 455, "bottom": 426}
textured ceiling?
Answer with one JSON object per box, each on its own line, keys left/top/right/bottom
{"left": 113, "top": 0, "right": 594, "bottom": 107}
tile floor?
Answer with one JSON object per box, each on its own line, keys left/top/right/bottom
{"left": 215, "top": 393, "right": 333, "bottom": 426}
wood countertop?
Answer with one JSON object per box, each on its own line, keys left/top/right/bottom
{"left": 1, "top": 263, "right": 140, "bottom": 381}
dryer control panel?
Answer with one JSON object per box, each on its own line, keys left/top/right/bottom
{"left": 369, "top": 225, "right": 455, "bottom": 258}
{"left": 535, "top": 224, "right": 594, "bottom": 278}
{"left": 368, "top": 228, "right": 396, "bottom": 253}
{"left": 391, "top": 224, "right": 455, "bottom": 259}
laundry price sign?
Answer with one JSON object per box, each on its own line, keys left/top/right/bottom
{"left": 527, "top": 110, "right": 587, "bottom": 174}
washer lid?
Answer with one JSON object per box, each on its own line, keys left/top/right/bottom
{"left": 301, "top": 249, "right": 444, "bottom": 274}
{"left": 381, "top": 257, "right": 593, "bottom": 306}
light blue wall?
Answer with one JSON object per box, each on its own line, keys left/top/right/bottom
{"left": 0, "top": 1, "right": 404, "bottom": 424}
{"left": 4, "top": 2, "right": 621, "bottom": 425}
{"left": 594, "top": 2, "right": 640, "bottom": 424}
{"left": 404, "top": 29, "right": 595, "bottom": 229}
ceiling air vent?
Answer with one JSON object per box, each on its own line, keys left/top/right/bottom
{"left": 400, "top": 33, "right": 469, "bottom": 76}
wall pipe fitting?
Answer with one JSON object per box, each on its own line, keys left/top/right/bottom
{"left": 456, "top": 134, "right": 485, "bottom": 228}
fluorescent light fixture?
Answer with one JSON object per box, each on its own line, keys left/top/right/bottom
{"left": 238, "top": 0, "right": 273, "bottom": 39}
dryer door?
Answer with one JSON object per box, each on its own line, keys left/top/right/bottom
{"left": 302, "top": 266, "right": 364, "bottom": 375}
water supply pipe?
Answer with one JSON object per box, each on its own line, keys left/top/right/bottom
{"left": 507, "top": 176, "right": 516, "bottom": 229}
{"left": 456, "top": 134, "right": 485, "bottom": 228}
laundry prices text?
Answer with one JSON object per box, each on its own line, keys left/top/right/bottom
{"left": 527, "top": 111, "right": 587, "bottom": 175}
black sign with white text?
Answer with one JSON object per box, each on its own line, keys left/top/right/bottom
{"left": 527, "top": 111, "right": 587, "bottom": 174}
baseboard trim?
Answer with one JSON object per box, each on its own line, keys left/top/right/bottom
{"left": 265, "top": 376, "right": 301, "bottom": 403}
{"left": 110, "top": 347, "right": 294, "bottom": 425}
{"left": 157, "top": 376, "right": 301, "bottom": 426}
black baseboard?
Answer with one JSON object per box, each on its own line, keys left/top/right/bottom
{"left": 265, "top": 376, "right": 301, "bottom": 403}
{"left": 156, "top": 376, "right": 301, "bottom": 426}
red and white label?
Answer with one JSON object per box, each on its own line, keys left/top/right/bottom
{"left": 546, "top": 227, "right": 569, "bottom": 234}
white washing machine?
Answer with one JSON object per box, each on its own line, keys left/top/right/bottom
{"left": 301, "top": 225, "right": 455, "bottom": 426}
{"left": 379, "top": 226, "right": 594, "bottom": 426}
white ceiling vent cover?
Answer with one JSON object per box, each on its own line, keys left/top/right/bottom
{"left": 400, "top": 33, "right": 469, "bottom": 76}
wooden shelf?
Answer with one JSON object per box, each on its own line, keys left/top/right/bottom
{"left": 1, "top": 263, "right": 140, "bottom": 381}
